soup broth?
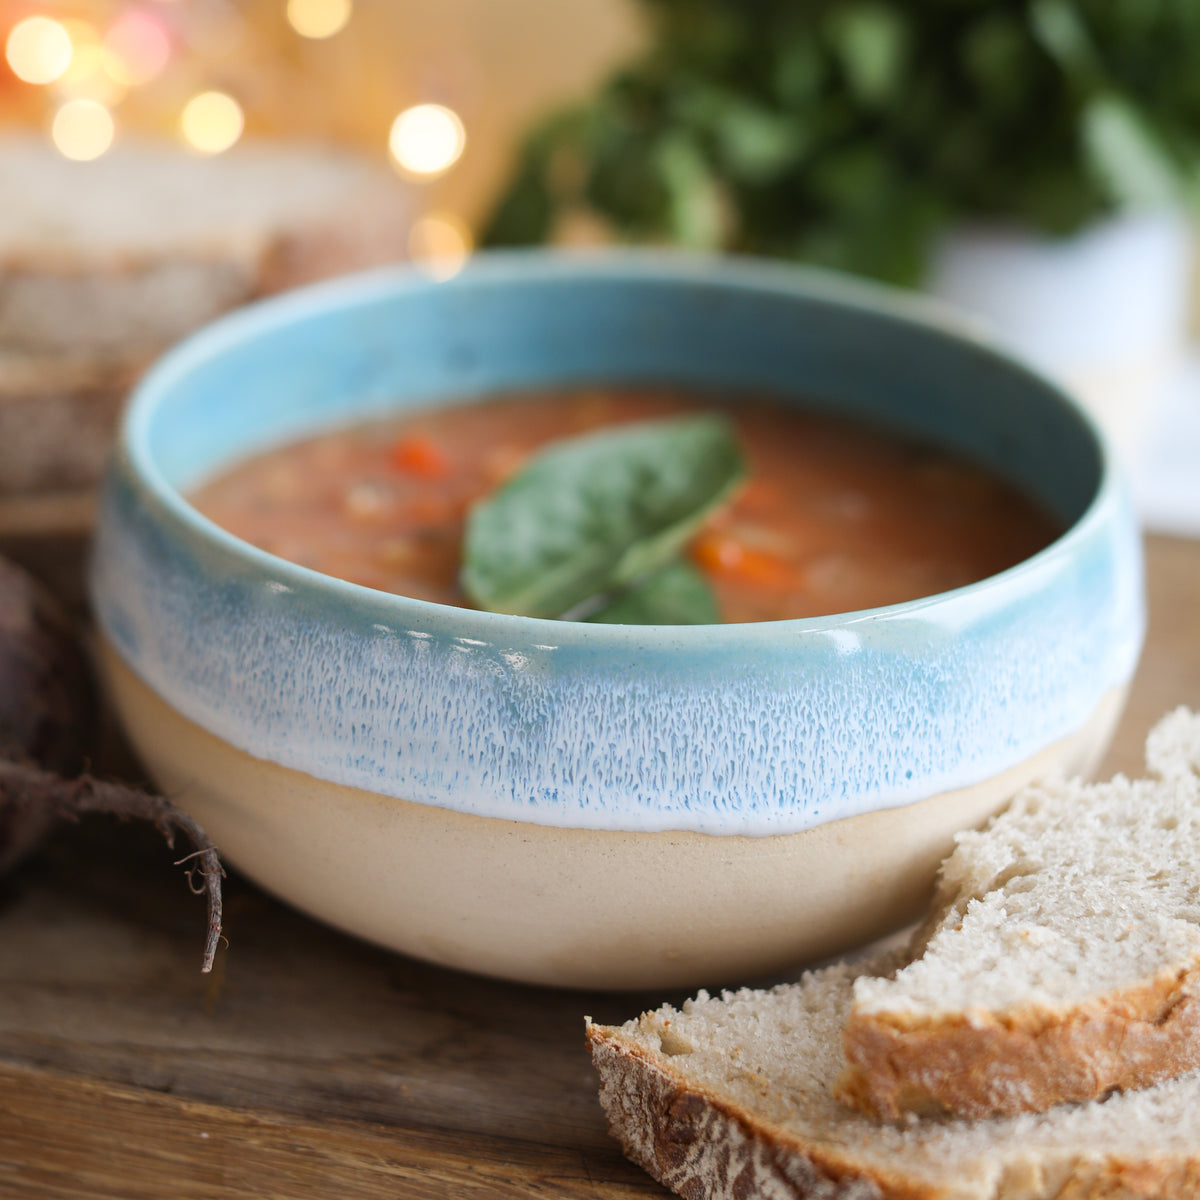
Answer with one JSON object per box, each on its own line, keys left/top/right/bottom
{"left": 190, "top": 388, "right": 1060, "bottom": 623}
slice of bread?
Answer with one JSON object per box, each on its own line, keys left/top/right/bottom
{"left": 836, "top": 708, "right": 1200, "bottom": 1121}
{"left": 588, "top": 946, "right": 1200, "bottom": 1200}
{"left": 0, "top": 135, "right": 413, "bottom": 500}
{"left": 0, "top": 134, "right": 412, "bottom": 359}
{"left": 0, "top": 351, "right": 146, "bottom": 494}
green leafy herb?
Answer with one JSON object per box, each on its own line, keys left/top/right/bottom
{"left": 825, "top": 3, "right": 908, "bottom": 109}
{"left": 1030, "top": 0, "right": 1100, "bottom": 79}
{"left": 1083, "top": 93, "right": 1184, "bottom": 210}
{"left": 586, "top": 560, "right": 720, "bottom": 625}
{"left": 656, "top": 132, "right": 727, "bottom": 249}
{"left": 460, "top": 414, "right": 745, "bottom": 620}
{"left": 482, "top": 1, "right": 1200, "bottom": 285}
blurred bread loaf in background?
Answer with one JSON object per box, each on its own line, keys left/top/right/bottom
{"left": 0, "top": 134, "right": 412, "bottom": 362}
{"left": 0, "top": 134, "right": 412, "bottom": 601}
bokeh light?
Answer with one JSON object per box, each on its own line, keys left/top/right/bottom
{"left": 6, "top": 16, "right": 73, "bottom": 84}
{"left": 388, "top": 103, "right": 465, "bottom": 178}
{"left": 56, "top": 19, "right": 125, "bottom": 104}
{"left": 181, "top": 91, "right": 244, "bottom": 154}
{"left": 103, "top": 12, "right": 171, "bottom": 86}
{"left": 287, "top": 0, "right": 353, "bottom": 40}
{"left": 408, "top": 213, "right": 473, "bottom": 280}
{"left": 51, "top": 98, "right": 115, "bottom": 161}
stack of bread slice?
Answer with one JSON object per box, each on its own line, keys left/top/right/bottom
{"left": 589, "top": 708, "right": 1200, "bottom": 1199}
{"left": 0, "top": 133, "right": 412, "bottom": 498}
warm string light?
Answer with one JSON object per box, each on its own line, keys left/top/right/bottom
{"left": 7, "top": 10, "right": 178, "bottom": 161}
{"left": 51, "top": 97, "right": 115, "bottom": 161}
{"left": 287, "top": 0, "right": 353, "bottom": 40}
{"left": 9, "top": 6, "right": 467, "bottom": 181}
{"left": 55, "top": 19, "right": 126, "bottom": 106}
{"left": 103, "top": 11, "right": 171, "bottom": 86}
{"left": 6, "top": 15, "right": 73, "bottom": 84}
{"left": 389, "top": 103, "right": 465, "bottom": 178}
{"left": 408, "top": 213, "right": 473, "bottom": 280}
{"left": 181, "top": 90, "right": 244, "bottom": 154}
{"left": 387, "top": 103, "right": 469, "bottom": 275}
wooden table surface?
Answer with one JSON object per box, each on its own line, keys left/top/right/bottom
{"left": 0, "top": 534, "right": 1197, "bottom": 1199}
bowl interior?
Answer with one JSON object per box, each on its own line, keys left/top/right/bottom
{"left": 130, "top": 253, "right": 1105, "bottom": 531}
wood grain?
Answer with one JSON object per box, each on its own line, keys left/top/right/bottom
{"left": 0, "top": 1061, "right": 660, "bottom": 1199}
{"left": 0, "top": 818, "right": 673, "bottom": 1197}
{"left": 1099, "top": 535, "right": 1200, "bottom": 777}
{"left": 0, "top": 534, "right": 1194, "bottom": 1199}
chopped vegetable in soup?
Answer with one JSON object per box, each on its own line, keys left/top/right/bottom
{"left": 190, "top": 388, "right": 1060, "bottom": 623}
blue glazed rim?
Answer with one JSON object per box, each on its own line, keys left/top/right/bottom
{"left": 93, "top": 249, "right": 1145, "bottom": 833}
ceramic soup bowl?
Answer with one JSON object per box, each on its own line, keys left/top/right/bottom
{"left": 90, "top": 252, "right": 1143, "bottom": 989}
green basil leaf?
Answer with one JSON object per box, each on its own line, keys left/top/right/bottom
{"left": 461, "top": 414, "right": 746, "bottom": 619}
{"left": 586, "top": 560, "right": 720, "bottom": 625}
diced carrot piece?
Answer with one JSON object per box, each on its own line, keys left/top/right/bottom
{"left": 691, "top": 532, "right": 803, "bottom": 590}
{"left": 692, "top": 532, "right": 742, "bottom": 573}
{"left": 389, "top": 434, "right": 451, "bottom": 479}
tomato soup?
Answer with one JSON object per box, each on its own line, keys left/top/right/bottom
{"left": 190, "top": 388, "right": 1060, "bottom": 623}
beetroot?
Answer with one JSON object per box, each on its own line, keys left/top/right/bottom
{"left": 0, "top": 555, "right": 223, "bottom": 971}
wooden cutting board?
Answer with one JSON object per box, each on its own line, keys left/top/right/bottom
{"left": 0, "top": 534, "right": 1196, "bottom": 1200}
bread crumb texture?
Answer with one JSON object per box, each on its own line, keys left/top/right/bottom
{"left": 840, "top": 708, "right": 1200, "bottom": 1119}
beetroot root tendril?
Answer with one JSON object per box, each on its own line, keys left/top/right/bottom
{"left": 0, "top": 758, "right": 224, "bottom": 972}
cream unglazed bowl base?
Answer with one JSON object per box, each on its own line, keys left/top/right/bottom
{"left": 104, "top": 644, "right": 1126, "bottom": 990}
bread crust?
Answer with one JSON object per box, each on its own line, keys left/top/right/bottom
{"left": 0, "top": 140, "right": 411, "bottom": 359}
{"left": 0, "top": 356, "right": 144, "bottom": 493}
{"left": 588, "top": 1021, "right": 946, "bottom": 1200}
{"left": 588, "top": 1021, "right": 1200, "bottom": 1200}
{"left": 0, "top": 142, "right": 411, "bottom": 494}
{"left": 0, "top": 195, "right": 408, "bottom": 360}
{"left": 838, "top": 966, "right": 1200, "bottom": 1120}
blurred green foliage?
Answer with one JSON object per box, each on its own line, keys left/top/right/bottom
{"left": 482, "top": 0, "right": 1200, "bottom": 284}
